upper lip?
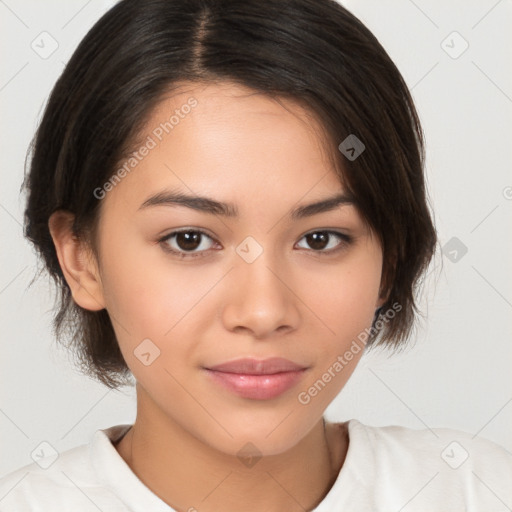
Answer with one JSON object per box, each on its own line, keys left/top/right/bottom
{"left": 206, "top": 357, "right": 307, "bottom": 375}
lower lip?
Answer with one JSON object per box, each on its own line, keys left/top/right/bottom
{"left": 204, "top": 369, "right": 307, "bottom": 400}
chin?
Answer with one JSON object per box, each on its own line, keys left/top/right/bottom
{"left": 193, "top": 411, "right": 321, "bottom": 459}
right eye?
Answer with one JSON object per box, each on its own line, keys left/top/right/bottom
{"left": 158, "top": 229, "right": 219, "bottom": 259}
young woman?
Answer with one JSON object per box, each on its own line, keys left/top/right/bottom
{"left": 1, "top": 0, "right": 510, "bottom": 510}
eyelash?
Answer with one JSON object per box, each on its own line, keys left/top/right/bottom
{"left": 158, "top": 228, "right": 353, "bottom": 259}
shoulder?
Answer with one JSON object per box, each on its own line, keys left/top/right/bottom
{"left": 0, "top": 425, "right": 131, "bottom": 511}
{"left": 338, "top": 420, "right": 512, "bottom": 510}
{"left": 351, "top": 419, "right": 512, "bottom": 470}
{"left": 0, "top": 443, "right": 91, "bottom": 510}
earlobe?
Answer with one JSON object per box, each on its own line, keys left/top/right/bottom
{"left": 375, "top": 296, "right": 386, "bottom": 309}
{"left": 48, "top": 210, "right": 106, "bottom": 311}
{"left": 374, "top": 284, "right": 390, "bottom": 311}
{"left": 376, "top": 253, "right": 396, "bottom": 309}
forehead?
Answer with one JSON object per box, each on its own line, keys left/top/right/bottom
{"left": 101, "top": 81, "right": 346, "bottom": 215}
{"left": 147, "top": 80, "right": 336, "bottom": 165}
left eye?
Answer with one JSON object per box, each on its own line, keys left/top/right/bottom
{"left": 158, "top": 229, "right": 351, "bottom": 258}
{"left": 296, "top": 231, "right": 350, "bottom": 252}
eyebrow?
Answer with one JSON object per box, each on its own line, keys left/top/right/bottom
{"left": 138, "top": 189, "right": 355, "bottom": 220}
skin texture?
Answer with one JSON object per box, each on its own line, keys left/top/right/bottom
{"left": 49, "top": 81, "right": 385, "bottom": 512}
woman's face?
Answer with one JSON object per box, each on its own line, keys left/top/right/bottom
{"left": 92, "top": 81, "right": 384, "bottom": 456}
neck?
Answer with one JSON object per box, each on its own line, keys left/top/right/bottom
{"left": 115, "top": 387, "right": 348, "bottom": 512}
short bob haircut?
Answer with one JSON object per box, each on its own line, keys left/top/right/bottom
{"left": 23, "top": 0, "right": 437, "bottom": 389}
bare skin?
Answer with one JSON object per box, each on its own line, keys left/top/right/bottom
{"left": 115, "top": 409, "right": 348, "bottom": 511}
{"left": 49, "top": 80, "right": 385, "bottom": 511}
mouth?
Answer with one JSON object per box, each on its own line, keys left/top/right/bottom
{"left": 203, "top": 357, "right": 309, "bottom": 400}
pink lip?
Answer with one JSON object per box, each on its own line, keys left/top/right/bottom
{"left": 203, "top": 358, "right": 309, "bottom": 400}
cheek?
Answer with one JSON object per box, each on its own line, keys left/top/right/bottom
{"left": 300, "top": 247, "right": 382, "bottom": 340}
{"left": 97, "top": 234, "right": 174, "bottom": 340}
{"left": 98, "top": 234, "right": 218, "bottom": 361}
{"left": 294, "top": 250, "right": 381, "bottom": 411}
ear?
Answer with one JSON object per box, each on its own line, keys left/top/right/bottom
{"left": 375, "top": 250, "right": 396, "bottom": 309}
{"left": 376, "top": 274, "right": 391, "bottom": 308}
{"left": 375, "top": 294, "right": 387, "bottom": 310}
{"left": 48, "top": 210, "right": 106, "bottom": 311}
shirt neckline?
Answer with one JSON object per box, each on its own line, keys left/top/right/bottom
{"left": 90, "top": 419, "right": 373, "bottom": 511}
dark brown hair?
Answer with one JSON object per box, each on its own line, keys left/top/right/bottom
{"left": 22, "top": 0, "right": 437, "bottom": 389}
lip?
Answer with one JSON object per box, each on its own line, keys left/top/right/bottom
{"left": 203, "top": 357, "right": 309, "bottom": 400}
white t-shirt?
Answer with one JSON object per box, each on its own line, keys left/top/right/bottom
{"left": 1, "top": 420, "right": 511, "bottom": 511}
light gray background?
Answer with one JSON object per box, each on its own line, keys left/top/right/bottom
{"left": 1, "top": 0, "right": 511, "bottom": 478}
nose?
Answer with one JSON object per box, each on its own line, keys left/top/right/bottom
{"left": 221, "top": 250, "right": 301, "bottom": 339}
